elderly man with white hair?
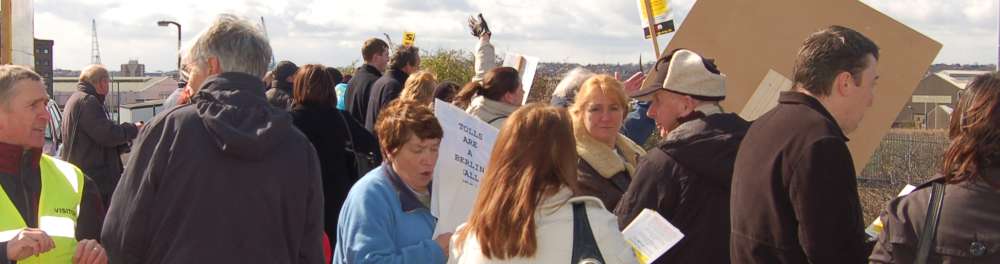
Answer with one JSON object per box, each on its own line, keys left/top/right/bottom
{"left": 100, "top": 14, "right": 324, "bottom": 263}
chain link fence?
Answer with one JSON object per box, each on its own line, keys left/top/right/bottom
{"left": 859, "top": 129, "right": 949, "bottom": 187}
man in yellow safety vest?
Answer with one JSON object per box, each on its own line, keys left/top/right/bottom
{"left": 0, "top": 65, "right": 107, "bottom": 264}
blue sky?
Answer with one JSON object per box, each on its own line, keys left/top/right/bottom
{"left": 34, "top": 0, "right": 999, "bottom": 72}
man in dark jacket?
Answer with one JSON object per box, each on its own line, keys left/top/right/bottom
{"left": 345, "top": 38, "right": 389, "bottom": 123}
{"left": 101, "top": 14, "right": 324, "bottom": 263}
{"left": 730, "top": 25, "right": 879, "bottom": 263}
{"left": 615, "top": 49, "right": 749, "bottom": 264}
{"left": 0, "top": 65, "right": 106, "bottom": 264}
{"left": 60, "top": 65, "right": 139, "bottom": 204}
{"left": 364, "top": 45, "right": 420, "bottom": 131}
{"left": 265, "top": 60, "right": 298, "bottom": 110}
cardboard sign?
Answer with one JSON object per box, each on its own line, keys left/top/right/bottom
{"left": 402, "top": 31, "right": 415, "bottom": 46}
{"left": 430, "top": 99, "right": 499, "bottom": 236}
{"left": 637, "top": 0, "right": 675, "bottom": 39}
{"left": 502, "top": 53, "right": 539, "bottom": 104}
{"left": 665, "top": 0, "right": 942, "bottom": 173}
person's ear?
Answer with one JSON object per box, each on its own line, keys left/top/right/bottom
{"left": 207, "top": 57, "right": 222, "bottom": 75}
{"left": 834, "top": 71, "right": 854, "bottom": 97}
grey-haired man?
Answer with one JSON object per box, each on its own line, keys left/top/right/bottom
{"left": 614, "top": 49, "right": 750, "bottom": 264}
{"left": 101, "top": 14, "right": 324, "bottom": 263}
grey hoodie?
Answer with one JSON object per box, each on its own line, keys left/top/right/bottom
{"left": 101, "top": 72, "right": 324, "bottom": 264}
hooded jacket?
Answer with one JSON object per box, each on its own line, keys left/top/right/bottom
{"left": 101, "top": 72, "right": 324, "bottom": 263}
{"left": 465, "top": 96, "right": 518, "bottom": 129}
{"left": 59, "top": 82, "right": 138, "bottom": 203}
{"left": 614, "top": 110, "right": 749, "bottom": 264}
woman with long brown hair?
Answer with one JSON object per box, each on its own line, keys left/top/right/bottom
{"left": 452, "top": 67, "right": 523, "bottom": 129}
{"left": 870, "top": 72, "right": 1000, "bottom": 263}
{"left": 449, "top": 104, "right": 637, "bottom": 264}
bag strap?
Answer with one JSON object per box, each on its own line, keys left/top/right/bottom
{"left": 486, "top": 115, "right": 508, "bottom": 125}
{"left": 915, "top": 182, "right": 946, "bottom": 264}
{"left": 571, "top": 202, "right": 605, "bottom": 264}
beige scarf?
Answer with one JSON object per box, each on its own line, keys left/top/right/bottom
{"left": 575, "top": 128, "right": 646, "bottom": 179}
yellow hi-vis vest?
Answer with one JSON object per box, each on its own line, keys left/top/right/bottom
{"left": 0, "top": 154, "right": 84, "bottom": 264}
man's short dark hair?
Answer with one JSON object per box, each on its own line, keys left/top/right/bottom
{"left": 361, "top": 38, "right": 389, "bottom": 62}
{"left": 389, "top": 45, "right": 420, "bottom": 70}
{"left": 792, "top": 25, "right": 879, "bottom": 96}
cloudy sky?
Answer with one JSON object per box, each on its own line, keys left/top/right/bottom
{"left": 34, "top": 0, "right": 998, "bottom": 72}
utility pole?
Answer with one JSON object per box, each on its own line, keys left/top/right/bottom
{"left": 91, "top": 19, "right": 102, "bottom": 65}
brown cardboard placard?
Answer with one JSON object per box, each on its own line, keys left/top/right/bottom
{"left": 666, "top": 0, "right": 942, "bottom": 174}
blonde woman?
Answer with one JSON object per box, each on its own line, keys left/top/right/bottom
{"left": 569, "top": 75, "right": 645, "bottom": 209}
{"left": 401, "top": 71, "right": 438, "bottom": 106}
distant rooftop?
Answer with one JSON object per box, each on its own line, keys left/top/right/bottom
{"left": 53, "top": 76, "right": 172, "bottom": 93}
{"left": 935, "top": 70, "right": 992, "bottom": 90}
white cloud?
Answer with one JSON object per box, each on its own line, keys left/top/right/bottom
{"left": 31, "top": 0, "right": 1000, "bottom": 72}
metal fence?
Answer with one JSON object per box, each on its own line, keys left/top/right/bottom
{"left": 859, "top": 130, "right": 950, "bottom": 187}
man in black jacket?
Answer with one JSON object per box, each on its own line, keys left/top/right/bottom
{"left": 615, "top": 49, "right": 749, "bottom": 264}
{"left": 101, "top": 14, "right": 324, "bottom": 263}
{"left": 730, "top": 25, "right": 879, "bottom": 264}
{"left": 60, "top": 65, "right": 140, "bottom": 203}
{"left": 345, "top": 38, "right": 389, "bottom": 123}
{"left": 364, "top": 45, "right": 420, "bottom": 131}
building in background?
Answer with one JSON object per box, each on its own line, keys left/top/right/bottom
{"left": 119, "top": 59, "right": 146, "bottom": 77}
{"left": 893, "top": 70, "right": 991, "bottom": 129}
{"left": 34, "top": 38, "right": 53, "bottom": 96}
{"left": 52, "top": 76, "right": 177, "bottom": 122}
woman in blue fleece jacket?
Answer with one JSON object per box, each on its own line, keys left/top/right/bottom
{"left": 333, "top": 100, "right": 449, "bottom": 264}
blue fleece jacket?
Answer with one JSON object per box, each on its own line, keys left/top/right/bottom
{"left": 333, "top": 164, "right": 445, "bottom": 264}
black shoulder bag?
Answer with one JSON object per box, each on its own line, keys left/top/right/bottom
{"left": 915, "top": 182, "right": 946, "bottom": 264}
{"left": 571, "top": 202, "right": 606, "bottom": 264}
{"left": 336, "top": 110, "right": 379, "bottom": 178}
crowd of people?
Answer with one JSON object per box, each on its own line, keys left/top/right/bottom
{"left": 0, "top": 11, "right": 998, "bottom": 264}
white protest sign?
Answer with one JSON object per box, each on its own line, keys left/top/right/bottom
{"left": 430, "top": 99, "right": 499, "bottom": 236}
{"left": 622, "top": 209, "right": 684, "bottom": 264}
{"left": 502, "top": 53, "right": 539, "bottom": 104}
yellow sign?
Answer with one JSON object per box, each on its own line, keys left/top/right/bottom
{"left": 402, "top": 32, "right": 416, "bottom": 46}
{"left": 637, "top": 0, "right": 674, "bottom": 39}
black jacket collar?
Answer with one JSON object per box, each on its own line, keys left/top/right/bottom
{"left": 383, "top": 163, "right": 431, "bottom": 212}
{"left": 778, "top": 91, "right": 849, "bottom": 141}
{"left": 387, "top": 69, "right": 409, "bottom": 83}
{"left": 361, "top": 64, "right": 383, "bottom": 77}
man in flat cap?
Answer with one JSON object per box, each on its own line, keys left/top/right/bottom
{"left": 614, "top": 48, "right": 750, "bottom": 264}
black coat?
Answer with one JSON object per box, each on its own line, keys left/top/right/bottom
{"left": 730, "top": 92, "right": 869, "bottom": 263}
{"left": 345, "top": 64, "right": 383, "bottom": 123}
{"left": 265, "top": 81, "right": 294, "bottom": 111}
{"left": 615, "top": 112, "right": 749, "bottom": 264}
{"left": 102, "top": 72, "right": 325, "bottom": 263}
{"left": 364, "top": 69, "right": 409, "bottom": 131}
{"left": 290, "top": 103, "right": 381, "bottom": 238}
{"left": 60, "top": 82, "right": 138, "bottom": 203}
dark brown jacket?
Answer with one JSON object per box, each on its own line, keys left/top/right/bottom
{"left": 59, "top": 82, "right": 138, "bottom": 203}
{"left": 576, "top": 132, "right": 645, "bottom": 210}
{"left": 0, "top": 144, "right": 104, "bottom": 264}
{"left": 615, "top": 112, "right": 749, "bottom": 264}
{"left": 345, "top": 64, "right": 382, "bottom": 123}
{"left": 869, "top": 170, "right": 1000, "bottom": 263}
{"left": 730, "top": 92, "right": 868, "bottom": 263}
{"left": 101, "top": 72, "right": 324, "bottom": 264}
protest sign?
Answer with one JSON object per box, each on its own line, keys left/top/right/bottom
{"left": 636, "top": 0, "right": 674, "bottom": 39}
{"left": 402, "top": 31, "right": 415, "bottom": 46}
{"left": 665, "top": 0, "right": 941, "bottom": 173}
{"left": 502, "top": 53, "right": 539, "bottom": 104}
{"left": 430, "top": 99, "right": 499, "bottom": 236}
